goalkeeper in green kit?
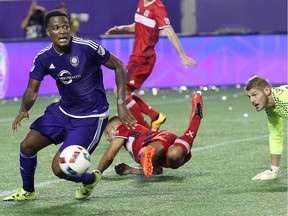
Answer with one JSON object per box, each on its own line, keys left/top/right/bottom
{"left": 245, "top": 75, "right": 288, "bottom": 180}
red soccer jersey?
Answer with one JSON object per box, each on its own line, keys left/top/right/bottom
{"left": 114, "top": 124, "right": 157, "bottom": 162}
{"left": 114, "top": 123, "right": 179, "bottom": 164}
{"left": 131, "top": 0, "right": 171, "bottom": 62}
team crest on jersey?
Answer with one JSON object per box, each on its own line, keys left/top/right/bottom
{"left": 97, "top": 45, "right": 105, "bottom": 57}
{"left": 70, "top": 56, "right": 79, "bottom": 67}
{"left": 164, "top": 18, "right": 170, "bottom": 25}
{"left": 144, "top": 10, "right": 150, "bottom": 17}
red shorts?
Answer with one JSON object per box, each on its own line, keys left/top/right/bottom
{"left": 147, "top": 130, "right": 178, "bottom": 152}
{"left": 126, "top": 55, "right": 156, "bottom": 92}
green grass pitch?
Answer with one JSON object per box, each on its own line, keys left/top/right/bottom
{"left": 0, "top": 87, "right": 287, "bottom": 216}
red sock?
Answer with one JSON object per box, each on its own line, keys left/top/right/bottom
{"left": 131, "top": 94, "right": 159, "bottom": 120}
{"left": 173, "top": 116, "right": 201, "bottom": 154}
{"left": 126, "top": 97, "right": 151, "bottom": 129}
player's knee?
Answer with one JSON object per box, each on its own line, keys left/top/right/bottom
{"left": 20, "top": 139, "right": 37, "bottom": 155}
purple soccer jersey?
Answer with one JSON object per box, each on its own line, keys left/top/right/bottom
{"left": 30, "top": 36, "right": 110, "bottom": 116}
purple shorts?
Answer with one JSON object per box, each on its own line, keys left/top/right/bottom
{"left": 30, "top": 103, "right": 108, "bottom": 154}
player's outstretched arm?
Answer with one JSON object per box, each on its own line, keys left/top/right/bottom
{"left": 114, "top": 163, "right": 142, "bottom": 175}
{"left": 104, "top": 54, "right": 136, "bottom": 129}
{"left": 114, "top": 163, "right": 163, "bottom": 176}
{"left": 97, "top": 138, "right": 124, "bottom": 174}
{"left": 105, "top": 23, "right": 135, "bottom": 35}
{"left": 12, "top": 78, "right": 41, "bottom": 132}
{"left": 162, "top": 27, "right": 197, "bottom": 69}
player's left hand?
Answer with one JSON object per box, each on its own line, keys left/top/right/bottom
{"left": 181, "top": 56, "right": 197, "bottom": 69}
{"left": 117, "top": 104, "right": 136, "bottom": 129}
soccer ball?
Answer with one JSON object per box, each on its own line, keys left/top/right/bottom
{"left": 59, "top": 145, "right": 91, "bottom": 176}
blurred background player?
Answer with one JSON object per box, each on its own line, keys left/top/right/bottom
{"left": 57, "top": 2, "right": 80, "bottom": 36}
{"left": 105, "top": 0, "right": 197, "bottom": 132}
{"left": 96, "top": 92, "right": 203, "bottom": 178}
{"left": 245, "top": 75, "right": 288, "bottom": 180}
{"left": 21, "top": 1, "right": 46, "bottom": 39}
{"left": 3, "top": 9, "right": 135, "bottom": 201}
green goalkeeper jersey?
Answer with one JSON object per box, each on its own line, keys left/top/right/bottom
{"left": 264, "top": 85, "right": 288, "bottom": 154}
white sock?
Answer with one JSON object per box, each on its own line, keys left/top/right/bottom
{"left": 270, "top": 165, "right": 279, "bottom": 172}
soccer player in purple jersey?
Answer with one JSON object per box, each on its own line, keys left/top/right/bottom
{"left": 3, "top": 9, "right": 136, "bottom": 201}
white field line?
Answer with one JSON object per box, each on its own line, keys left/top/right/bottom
{"left": 0, "top": 134, "right": 268, "bottom": 197}
{"left": 193, "top": 135, "right": 269, "bottom": 152}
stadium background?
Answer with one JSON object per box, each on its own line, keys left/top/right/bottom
{"left": 0, "top": 0, "right": 287, "bottom": 99}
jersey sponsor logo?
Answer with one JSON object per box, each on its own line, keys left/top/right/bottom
{"left": 57, "top": 70, "right": 81, "bottom": 85}
{"left": 49, "top": 63, "right": 55, "bottom": 69}
{"left": 70, "top": 56, "right": 79, "bottom": 67}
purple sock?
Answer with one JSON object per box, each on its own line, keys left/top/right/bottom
{"left": 20, "top": 151, "right": 37, "bottom": 192}
{"left": 65, "top": 172, "right": 95, "bottom": 185}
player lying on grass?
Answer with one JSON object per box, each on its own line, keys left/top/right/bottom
{"left": 96, "top": 92, "right": 203, "bottom": 178}
{"left": 245, "top": 75, "right": 288, "bottom": 180}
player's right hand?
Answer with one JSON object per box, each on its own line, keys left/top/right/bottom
{"left": 12, "top": 111, "right": 29, "bottom": 132}
{"left": 105, "top": 26, "right": 119, "bottom": 35}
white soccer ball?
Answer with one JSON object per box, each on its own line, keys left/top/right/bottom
{"left": 59, "top": 145, "right": 91, "bottom": 176}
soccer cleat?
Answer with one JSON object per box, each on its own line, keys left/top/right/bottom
{"left": 151, "top": 113, "right": 167, "bottom": 132}
{"left": 75, "top": 170, "right": 101, "bottom": 199}
{"left": 140, "top": 146, "right": 155, "bottom": 178}
{"left": 191, "top": 91, "right": 203, "bottom": 119}
{"left": 3, "top": 188, "right": 37, "bottom": 201}
{"left": 252, "top": 169, "right": 278, "bottom": 180}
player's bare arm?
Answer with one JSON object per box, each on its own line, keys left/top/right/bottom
{"left": 114, "top": 163, "right": 142, "bottom": 175}
{"left": 114, "top": 163, "right": 163, "bottom": 176}
{"left": 12, "top": 78, "right": 41, "bottom": 132}
{"left": 104, "top": 54, "right": 136, "bottom": 128}
{"left": 97, "top": 138, "right": 125, "bottom": 173}
{"left": 105, "top": 23, "right": 135, "bottom": 35}
{"left": 162, "top": 27, "right": 197, "bottom": 68}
